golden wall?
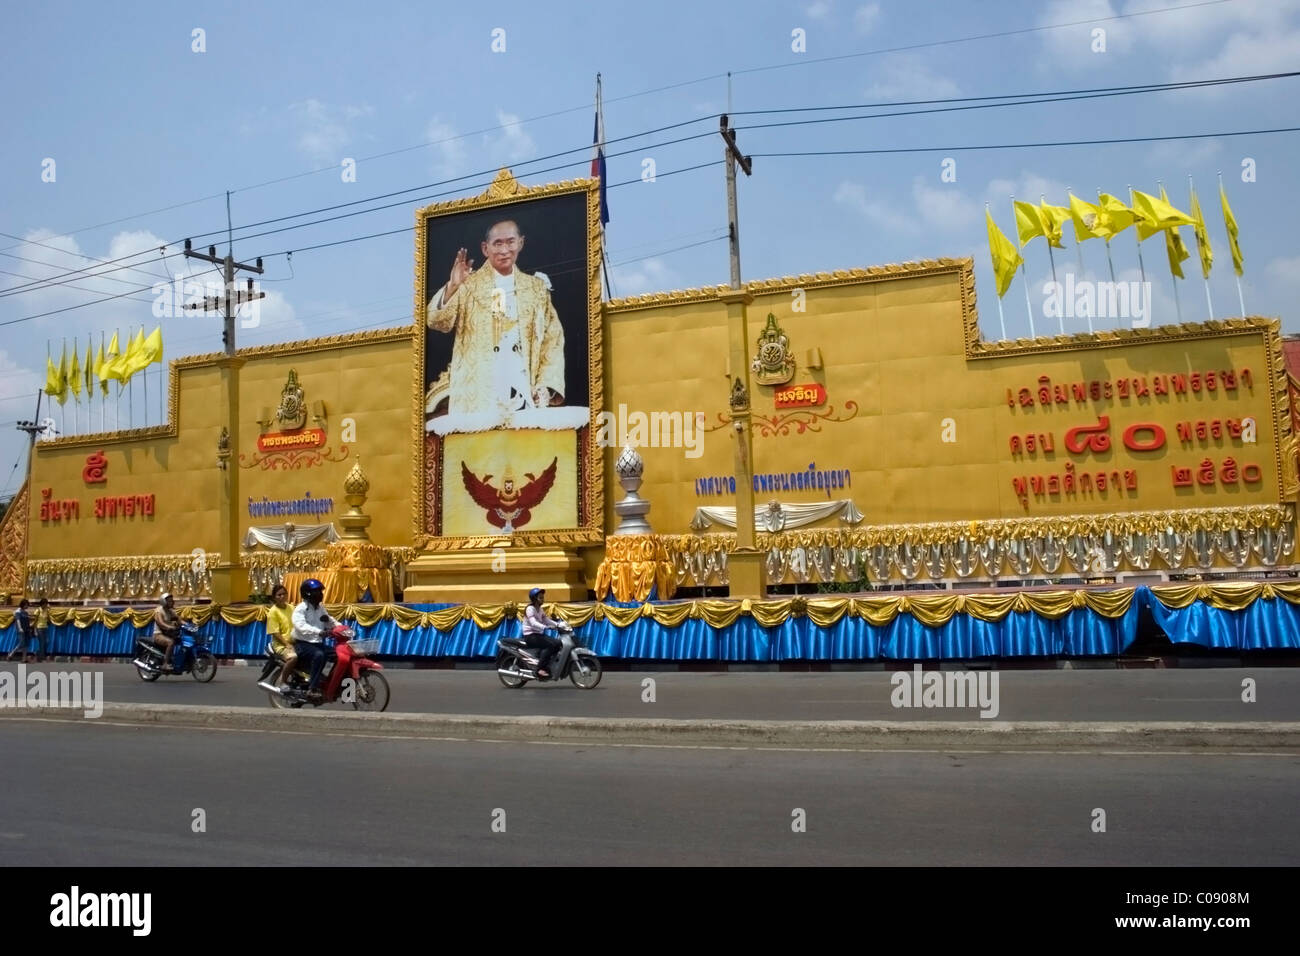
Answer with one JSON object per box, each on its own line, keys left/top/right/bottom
{"left": 602, "top": 260, "right": 1295, "bottom": 536}
{"left": 19, "top": 256, "right": 1296, "bottom": 597}
{"left": 27, "top": 329, "right": 414, "bottom": 564}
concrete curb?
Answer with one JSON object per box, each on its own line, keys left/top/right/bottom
{"left": 5, "top": 702, "right": 1300, "bottom": 752}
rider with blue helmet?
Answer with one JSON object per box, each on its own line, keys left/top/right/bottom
{"left": 521, "top": 587, "right": 563, "bottom": 678}
{"left": 291, "top": 578, "right": 333, "bottom": 697}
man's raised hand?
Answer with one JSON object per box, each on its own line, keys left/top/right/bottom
{"left": 447, "top": 248, "right": 474, "bottom": 298}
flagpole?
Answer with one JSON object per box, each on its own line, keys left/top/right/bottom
{"left": 129, "top": 326, "right": 136, "bottom": 429}
{"left": 142, "top": 333, "right": 148, "bottom": 427}
{"left": 985, "top": 202, "right": 1007, "bottom": 340}
{"left": 1097, "top": 187, "right": 1117, "bottom": 285}
{"left": 1190, "top": 175, "right": 1214, "bottom": 320}
{"left": 1219, "top": 171, "right": 1247, "bottom": 316}
{"left": 1128, "top": 185, "right": 1147, "bottom": 285}
{"left": 1011, "top": 197, "right": 1036, "bottom": 338}
{"left": 100, "top": 331, "right": 106, "bottom": 432}
{"left": 115, "top": 327, "right": 121, "bottom": 431}
{"left": 1067, "top": 185, "right": 1087, "bottom": 277}
{"left": 1157, "top": 180, "right": 1182, "bottom": 324}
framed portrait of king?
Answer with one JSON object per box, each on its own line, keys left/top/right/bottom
{"left": 412, "top": 169, "right": 604, "bottom": 548}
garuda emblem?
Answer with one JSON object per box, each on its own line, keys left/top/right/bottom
{"left": 277, "top": 369, "right": 307, "bottom": 431}
{"left": 751, "top": 313, "right": 795, "bottom": 386}
{"left": 461, "top": 458, "right": 558, "bottom": 533}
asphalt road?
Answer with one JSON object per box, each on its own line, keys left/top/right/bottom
{"left": 1, "top": 661, "right": 1295, "bottom": 721}
{"left": 0, "top": 721, "right": 1295, "bottom": 866}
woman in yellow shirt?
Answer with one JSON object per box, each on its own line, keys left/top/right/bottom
{"left": 264, "top": 585, "right": 297, "bottom": 688}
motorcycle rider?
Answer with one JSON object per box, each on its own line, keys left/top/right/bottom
{"left": 152, "top": 593, "right": 181, "bottom": 671}
{"left": 521, "top": 587, "right": 564, "bottom": 679}
{"left": 290, "top": 579, "right": 334, "bottom": 698}
{"left": 258, "top": 584, "right": 297, "bottom": 692}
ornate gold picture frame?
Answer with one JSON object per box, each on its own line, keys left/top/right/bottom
{"left": 410, "top": 169, "right": 605, "bottom": 549}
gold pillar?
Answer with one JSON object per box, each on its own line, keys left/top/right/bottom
{"left": 720, "top": 289, "right": 765, "bottom": 598}
{"left": 211, "top": 356, "right": 248, "bottom": 603}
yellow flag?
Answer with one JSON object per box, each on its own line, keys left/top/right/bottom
{"left": 119, "top": 328, "right": 149, "bottom": 380}
{"left": 96, "top": 343, "right": 109, "bottom": 393}
{"left": 1013, "top": 200, "right": 1046, "bottom": 247}
{"left": 986, "top": 210, "right": 1023, "bottom": 298}
{"left": 1069, "top": 194, "right": 1106, "bottom": 241}
{"left": 1132, "top": 188, "right": 1197, "bottom": 240}
{"left": 1160, "top": 187, "right": 1190, "bottom": 280}
{"left": 1189, "top": 187, "right": 1213, "bottom": 279}
{"left": 141, "top": 326, "right": 163, "bottom": 366}
{"left": 1097, "top": 193, "right": 1135, "bottom": 237}
{"left": 1221, "top": 184, "right": 1243, "bottom": 276}
{"left": 103, "top": 332, "right": 123, "bottom": 383}
{"left": 44, "top": 354, "right": 61, "bottom": 397}
{"left": 1038, "top": 200, "right": 1071, "bottom": 249}
{"left": 55, "top": 343, "right": 69, "bottom": 405}
{"left": 84, "top": 342, "right": 94, "bottom": 395}
{"left": 70, "top": 343, "right": 82, "bottom": 400}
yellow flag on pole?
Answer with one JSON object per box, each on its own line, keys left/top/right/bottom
{"left": 55, "top": 343, "right": 69, "bottom": 405}
{"left": 44, "top": 353, "right": 61, "bottom": 398}
{"left": 1132, "top": 188, "right": 1197, "bottom": 240}
{"left": 1221, "top": 184, "right": 1244, "bottom": 276}
{"left": 84, "top": 341, "right": 94, "bottom": 395}
{"left": 70, "top": 342, "right": 82, "bottom": 400}
{"left": 1038, "top": 200, "right": 1071, "bottom": 249}
{"left": 1189, "top": 187, "right": 1213, "bottom": 279}
{"left": 1097, "top": 193, "right": 1135, "bottom": 237}
{"left": 141, "top": 326, "right": 163, "bottom": 366}
{"left": 986, "top": 209, "right": 1023, "bottom": 298}
{"left": 1069, "top": 194, "right": 1106, "bottom": 241}
{"left": 1159, "top": 186, "right": 1191, "bottom": 279}
{"left": 1013, "top": 200, "right": 1046, "bottom": 247}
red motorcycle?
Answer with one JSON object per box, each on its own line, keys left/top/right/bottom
{"left": 258, "top": 622, "right": 390, "bottom": 711}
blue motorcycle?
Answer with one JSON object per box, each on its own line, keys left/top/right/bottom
{"left": 133, "top": 621, "right": 217, "bottom": 683}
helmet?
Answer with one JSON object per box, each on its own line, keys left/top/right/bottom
{"left": 161, "top": 592, "right": 173, "bottom": 602}
{"left": 300, "top": 579, "right": 325, "bottom": 603}
{"left": 529, "top": 587, "right": 545, "bottom": 602}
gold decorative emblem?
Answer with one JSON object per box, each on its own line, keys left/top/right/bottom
{"left": 729, "top": 376, "right": 749, "bottom": 413}
{"left": 217, "top": 427, "right": 231, "bottom": 470}
{"left": 750, "top": 313, "right": 796, "bottom": 386}
{"left": 276, "top": 369, "right": 307, "bottom": 431}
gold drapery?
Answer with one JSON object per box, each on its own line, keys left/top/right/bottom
{"left": 2, "top": 584, "right": 1295, "bottom": 632}
{"left": 283, "top": 569, "right": 394, "bottom": 605}
{"left": 594, "top": 535, "right": 677, "bottom": 603}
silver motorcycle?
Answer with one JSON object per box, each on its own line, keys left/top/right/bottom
{"left": 495, "top": 620, "right": 602, "bottom": 689}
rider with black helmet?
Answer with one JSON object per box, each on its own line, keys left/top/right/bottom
{"left": 521, "top": 587, "right": 564, "bottom": 678}
{"left": 291, "top": 578, "right": 334, "bottom": 697}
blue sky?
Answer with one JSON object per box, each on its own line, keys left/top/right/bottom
{"left": 2, "top": 0, "right": 1299, "bottom": 493}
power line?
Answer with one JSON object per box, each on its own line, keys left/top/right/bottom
{"left": 751, "top": 124, "right": 1300, "bottom": 158}
{"left": 0, "top": 0, "right": 1239, "bottom": 267}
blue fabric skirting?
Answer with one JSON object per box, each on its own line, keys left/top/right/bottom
{"left": 0, "top": 589, "right": 1294, "bottom": 661}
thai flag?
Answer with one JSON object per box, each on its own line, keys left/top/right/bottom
{"left": 591, "top": 74, "right": 609, "bottom": 225}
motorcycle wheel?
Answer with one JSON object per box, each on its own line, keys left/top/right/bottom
{"left": 134, "top": 659, "right": 161, "bottom": 682}
{"left": 268, "top": 687, "right": 304, "bottom": 709}
{"left": 569, "top": 654, "right": 603, "bottom": 689}
{"left": 352, "top": 670, "right": 390, "bottom": 712}
{"left": 496, "top": 651, "right": 527, "bottom": 689}
{"left": 191, "top": 652, "right": 217, "bottom": 683}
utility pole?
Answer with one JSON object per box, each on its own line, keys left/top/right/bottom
{"left": 718, "top": 115, "right": 764, "bottom": 599}
{"left": 181, "top": 202, "right": 265, "bottom": 605}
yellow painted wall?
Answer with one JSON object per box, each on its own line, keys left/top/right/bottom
{"left": 603, "top": 264, "right": 1288, "bottom": 535}
{"left": 28, "top": 331, "right": 415, "bottom": 559}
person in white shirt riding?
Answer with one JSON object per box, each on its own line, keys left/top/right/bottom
{"left": 291, "top": 578, "right": 334, "bottom": 697}
{"left": 521, "top": 587, "right": 564, "bottom": 678}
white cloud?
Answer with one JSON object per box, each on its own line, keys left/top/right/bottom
{"left": 806, "top": 1, "right": 832, "bottom": 20}
{"left": 836, "top": 178, "right": 979, "bottom": 238}
{"left": 1266, "top": 255, "right": 1300, "bottom": 286}
{"left": 610, "top": 257, "right": 680, "bottom": 297}
{"left": 290, "top": 99, "right": 374, "bottom": 164}
{"left": 1143, "top": 138, "right": 1222, "bottom": 172}
{"left": 987, "top": 172, "right": 1072, "bottom": 207}
{"left": 488, "top": 110, "right": 537, "bottom": 166}
{"left": 426, "top": 117, "right": 467, "bottom": 180}
{"left": 864, "top": 55, "right": 958, "bottom": 101}
{"left": 1170, "top": 27, "right": 1300, "bottom": 84}
{"left": 854, "top": 2, "right": 881, "bottom": 33}
{"left": 1036, "top": 0, "right": 1137, "bottom": 68}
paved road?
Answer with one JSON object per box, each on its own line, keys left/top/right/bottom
{"left": 0, "top": 721, "right": 1295, "bottom": 866}
{"left": 1, "top": 662, "right": 1295, "bottom": 721}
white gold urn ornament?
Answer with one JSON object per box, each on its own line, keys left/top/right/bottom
{"left": 613, "top": 445, "right": 652, "bottom": 535}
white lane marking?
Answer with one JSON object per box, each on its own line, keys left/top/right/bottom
{"left": 2, "top": 716, "right": 1298, "bottom": 758}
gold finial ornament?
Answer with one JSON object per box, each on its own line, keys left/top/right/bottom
{"left": 339, "top": 458, "right": 372, "bottom": 541}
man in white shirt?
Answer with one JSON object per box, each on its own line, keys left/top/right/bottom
{"left": 426, "top": 220, "right": 566, "bottom": 419}
{"left": 291, "top": 578, "right": 334, "bottom": 696}
{"left": 521, "top": 587, "right": 564, "bottom": 678}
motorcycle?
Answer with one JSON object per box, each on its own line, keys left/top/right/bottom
{"left": 133, "top": 621, "right": 217, "bottom": 683}
{"left": 496, "top": 620, "right": 602, "bottom": 689}
{"left": 257, "top": 622, "right": 390, "bottom": 711}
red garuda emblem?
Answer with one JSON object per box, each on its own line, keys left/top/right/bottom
{"left": 461, "top": 458, "right": 558, "bottom": 533}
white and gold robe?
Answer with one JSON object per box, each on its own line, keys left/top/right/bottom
{"left": 427, "top": 264, "right": 566, "bottom": 417}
